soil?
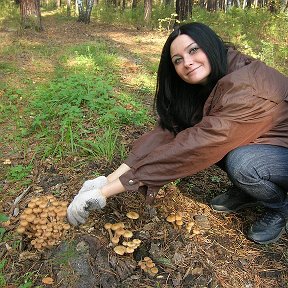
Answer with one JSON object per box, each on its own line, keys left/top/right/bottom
{"left": 0, "top": 15, "right": 287, "bottom": 288}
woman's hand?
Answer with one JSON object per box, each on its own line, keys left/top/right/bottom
{"left": 67, "top": 189, "right": 106, "bottom": 226}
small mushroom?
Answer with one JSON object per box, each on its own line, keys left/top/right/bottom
{"left": 166, "top": 214, "right": 177, "bottom": 228}
{"left": 192, "top": 228, "right": 201, "bottom": 236}
{"left": 111, "top": 236, "right": 120, "bottom": 245}
{"left": 126, "top": 211, "right": 139, "bottom": 220}
{"left": 104, "top": 223, "right": 113, "bottom": 241}
{"left": 123, "top": 230, "right": 133, "bottom": 241}
{"left": 114, "top": 245, "right": 126, "bottom": 255}
{"left": 186, "top": 221, "right": 195, "bottom": 233}
{"left": 125, "top": 247, "right": 135, "bottom": 254}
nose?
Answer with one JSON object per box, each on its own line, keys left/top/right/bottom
{"left": 183, "top": 55, "right": 193, "bottom": 68}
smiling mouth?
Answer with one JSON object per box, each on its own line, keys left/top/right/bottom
{"left": 187, "top": 66, "right": 201, "bottom": 75}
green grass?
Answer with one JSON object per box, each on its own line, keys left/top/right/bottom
{"left": 0, "top": 6, "right": 287, "bottom": 286}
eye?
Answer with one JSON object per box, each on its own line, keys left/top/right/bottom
{"left": 189, "top": 47, "right": 199, "bottom": 54}
{"left": 173, "top": 58, "right": 182, "bottom": 65}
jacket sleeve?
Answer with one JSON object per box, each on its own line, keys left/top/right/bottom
{"left": 124, "top": 124, "right": 175, "bottom": 168}
{"left": 119, "top": 62, "right": 287, "bottom": 193}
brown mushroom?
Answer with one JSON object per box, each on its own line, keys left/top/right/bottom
{"left": 113, "top": 245, "right": 126, "bottom": 255}
{"left": 186, "top": 221, "right": 195, "bottom": 233}
{"left": 126, "top": 211, "right": 139, "bottom": 220}
{"left": 123, "top": 230, "right": 133, "bottom": 241}
{"left": 104, "top": 223, "right": 113, "bottom": 240}
{"left": 125, "top": 247, "right": 135, "bottom": 254}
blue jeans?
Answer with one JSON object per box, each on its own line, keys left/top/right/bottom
{"left": 222, "top": 144, "right": 288, "bottom": 215}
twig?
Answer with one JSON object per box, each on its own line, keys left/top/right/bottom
{"left": 10, "top": 186, "right": 32, "bottom": 217}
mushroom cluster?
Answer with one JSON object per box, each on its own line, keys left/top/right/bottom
{"left": 166, "top": 212, "right": 183, "bottom": 229}
{"left": 16, "top": 195, "right": 70, "bottom": 250}
{"left": 138, "top": 257, "right": 158, "bottom": 276}
{"left": 166, "top": 213, "right": 200, "bottom": 236}
{"left": 104, "top": 221, "right": 142, "bottom": 255}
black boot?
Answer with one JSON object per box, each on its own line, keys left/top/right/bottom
{"left": 210, "top": 187, "right": 259, "bottom": 213}
{"left": 247, "top": 210, "right": 287, "bottom": 244}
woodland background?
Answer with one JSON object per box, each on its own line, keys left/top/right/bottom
{"left": 0, "top": 0, "right": 288, "bottom": 287}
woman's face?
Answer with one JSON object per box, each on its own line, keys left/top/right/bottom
{"left": 170, "top": 34, "right": 211, "bottom": 85}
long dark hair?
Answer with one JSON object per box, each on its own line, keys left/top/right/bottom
{"left": 154, "top": 22, "right": 229, "bottom": 134}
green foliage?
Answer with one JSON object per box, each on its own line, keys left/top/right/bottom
{"left": 193, "top": 7, "right": 288, "bottom": 75}
{"left": 0, "top": 259, "right": 7, "bottom": 287}
{"left": 0, "top": 214, "right": 9, "bottom": 242}
{"left": 158, "top": 13, "right": 180, "bottom": 31}
{"left": 7, "top": 164, "right": 33, "bottom": 181}
{"left": 0, "top": 0, "right": 19, "bottom": 26}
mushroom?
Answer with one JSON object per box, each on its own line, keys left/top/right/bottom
{"left": 149, "top": 267, "right": 159, "bottom": 276}
{"left": 16, "top": 226, "right": 26, "bottom": 234}
{"left": 16, "top": 194, "right": 71, "bottom": 251}
{"left": 126, "top": 211, "right": 139, "bottom": 220}
{"left": 132, "top": 239, "right": 141, "bottom": 246}
{"left": 125, "top": 247, "right": 135, "bottom": 254}
{"left": 166, "top": 214, "right": 177, "bottom": 228}
{"left": 192, "top": 228, "right": 201, "bottom": 236}
{"left": 114, "top": 245, "right": 126, "bottom": 255}
{"left": 111, "top": 223, "right": 122, "bottom": 232}
{"left": 123, "top": 230, "right": 133, "bottom": 241}
{"left": 111, "top": 236, "right": 120, "bottom": 245}
{"left": 138, "top": 257, "right": 158, "bottom": 276}
{"left": 186, "top": 221, "right": 195, "bottom": 233}
{"left": 104, "top": 223, "right": 113, "bottom": 241}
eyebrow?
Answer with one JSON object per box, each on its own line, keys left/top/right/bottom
{"left": 171, "top": 42, "right": 196, "bottom": 59}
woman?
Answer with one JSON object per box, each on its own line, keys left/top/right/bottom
{"left": 67, "top": 22, "right": 288, "bottom": 244}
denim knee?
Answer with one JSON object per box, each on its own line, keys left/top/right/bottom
{"left": 223, "top": 144, "right": 288, "bottom": 206}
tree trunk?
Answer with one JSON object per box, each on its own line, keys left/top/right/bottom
{"left": 77, "top": 0, "right": 94, "bottom": 23}
{"left": 144, "top": 0, "right": 152, "bottom": 23}
{"left": 85, "top": 0, "right": 94, "bottom": 23}
{"left": 19, "top": 0, "right": 43, "bottom": 31}
{"left": 206, "top": 0, "right": 217, "bottom": 11}
{"left": 132, "top": 0, "right": 137, "bottom": 8}
{"left": 77, "top": 0, "right": 86, "bottom": 21}
{"left": 67, "top": 0, "right": 71, "bottom": 16}
{"left": 176, "top": 0, "right": 192, "bottom": 21}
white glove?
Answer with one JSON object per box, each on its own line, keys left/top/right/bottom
{"left": 67, "top": 189, "right": 106, "bottom": 226}
{"left": 78, "top": 176, "right": 108, "bottom": 194}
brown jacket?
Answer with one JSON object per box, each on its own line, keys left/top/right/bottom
{"left": 119, "top": 48, "right": 288, "bottom": 195}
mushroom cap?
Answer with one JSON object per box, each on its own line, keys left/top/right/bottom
{"left": 111, "top": 236, "right": 120, "bottom": 244}
{"left": 19, "top": 220, "right": 29, "bottom": 227}
{"left": 176, "top": 220, "right": 183, "bottom": 226}
{"left": 25, "top": 214, "right": 36, "bottom": 222}
{"left": 123, "top": 230, "right": 133, "bottom": 238}
{"left": 125, "top": 247, "right": 135, "bottom": 254}
{"left": 186, "top": 221, "right": 195, "bottom": 228}
{"left": 113, "top": 245, "right": 126, "bottom": 255}
{"left": 175, "top": 212, "right": 182, "bottom": 221}
{"left": 23, "top": 208, "right": 33, "bottom": 215}
{"left": 28, "top": 202, "right": 36, "bottom": 209}
{"left": 111, "top": 223, "right": 122, "bottom": 231}
{"left": 126, "top": 211, "right": 139, "bottom": 220}
{"left": 104, "top": 223, "right": 112, "bottom": 230}
{"left": 16, "top": 226, "right": 26, "bottom": 234}
{"left": 115, "top": 228, "right": 126, "bottom": 236}
{"left": 166, "top": 214, "right": 176, "bottom": 223}
{"left": 192, "top": 228, "right": 201, "bottom": 235}
{"left": 143, "top": 256, "right": 152, "bottom": 261}
{"left": 132, "top": 239, "right": 142, "bottom": 245}
{"left": 150, "top": 267, "right": 159, "bottom": 274}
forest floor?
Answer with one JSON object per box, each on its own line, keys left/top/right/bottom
{"left": 0, "top": 14, "right": 287, "bottom": 288}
